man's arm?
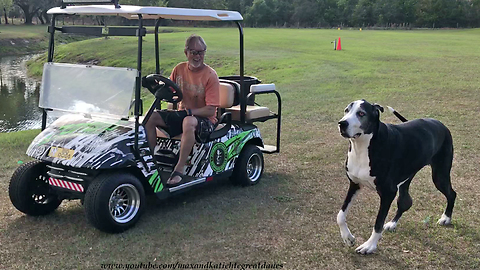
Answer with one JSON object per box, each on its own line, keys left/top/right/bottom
{"left": 190, "top": 106, "right": 216, "bottom": 118}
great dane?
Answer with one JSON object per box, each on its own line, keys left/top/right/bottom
{"left": 337, "top": 99, "right": 456, "bottom": 254}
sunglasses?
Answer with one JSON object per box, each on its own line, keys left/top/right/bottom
{"left": 187, "top": 49, "right": 206, "bottom": 56}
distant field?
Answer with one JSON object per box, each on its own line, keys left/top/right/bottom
{"left": 2, "top": 27, "right": 480, "bottom": 269}
{"left": 0, "top": 25, "right": 47, "bottom": 56}
{"left": 0, "top": 24, "right": 89, "bottom": 56}
{"left": 0, "top": 25, "right": 46, "bottom": 39}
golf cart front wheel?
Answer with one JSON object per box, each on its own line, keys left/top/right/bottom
{"left": 231, "top": 144, "right": 264, "bottom": 186}
{"left": 84, "top": 172, "right": 145, "bottom": 233}
{"left": 9, "top": 160, "right": 62, "bottom": 216}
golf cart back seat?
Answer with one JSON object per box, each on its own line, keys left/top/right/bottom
{"left": 157, "top": 80, "right": 277, "bottom": 141}
{"left": 218, "top": 79, "right": 272, "bottom": 122}
{"left": 163, "top": 80, "right": 272, "bottom": 121}
{"left": 222, "top": 81, "right": 281, "bottom": 154}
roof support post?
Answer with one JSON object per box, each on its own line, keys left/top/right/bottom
{"left": 235, "top": 21, "right": 245, "bottom": 124}
{"left": 43, "top": 14, "right": 58, "bottom": 130}
{"left": 134, "top": 14, "right": 143, "bottom": 152}
{"left": 154, "top": 19, "right": 161, "bottom": 74}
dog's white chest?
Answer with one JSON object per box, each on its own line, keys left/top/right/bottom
{"left": 346, "top": 135, "right": 377, "bottom": 190}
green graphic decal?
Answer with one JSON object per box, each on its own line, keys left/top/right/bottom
{"left": 209, "top": 142, "right": 228, "bottom": 172}
{"left": 148, "top": 170, "right": 163, "bottom": 192}
{"left": 58, "top": 122, "right": 117, "bottom": 136}
{"left": 224, "top": 130, "right": 255, "bottom": 160}
{"left": 38, "top": 121, "right": 128, "bottom": 145}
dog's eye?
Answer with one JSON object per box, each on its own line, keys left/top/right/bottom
{"left": 344, "top": 108, "right": 349, "bottom": 113}
{"left": 358, "top": 111, "right": 365, "bottom": 117}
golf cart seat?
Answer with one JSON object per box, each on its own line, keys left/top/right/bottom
{"left": 225, "top": 83, "right": 275, "bottom": 122}
{"left": 156, "top": 80, "right": 278, "bottom": 140}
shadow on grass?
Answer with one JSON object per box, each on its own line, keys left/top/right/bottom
{"left": 2, "top": 171, "right": 295, "bottom": 268}
{"left": 4, "top": 170, "right": 293, "bottom": 239}
{"left": 137, "top": 171, "right": 294, "bottom": 233}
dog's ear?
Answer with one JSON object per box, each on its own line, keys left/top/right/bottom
{"left": 372, "top": 103, "right": 384, "bottom": 122}
{"left": 373, "top": 103, "right": 384, "bottom": 113}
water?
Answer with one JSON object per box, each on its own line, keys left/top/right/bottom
{"left": 0, "top": 55, "right": 43, "bottom": 132}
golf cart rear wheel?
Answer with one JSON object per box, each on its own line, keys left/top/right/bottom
{"left": 231, "top": 144, "right": 264, "bottom": 186}
{"left": 84, "top": 172, "right": 145, "bottom": 233}
{"left": 9, "top": 160, "right": 62, "bottom": 216}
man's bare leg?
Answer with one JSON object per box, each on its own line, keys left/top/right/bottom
{"left": 145, "top": 112, "right": 166, "bottom": 153}
{"left": 168, "top": 116, "right": 197, "bottom": 185}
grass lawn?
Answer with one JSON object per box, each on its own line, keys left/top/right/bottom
{"left": 0, "top": 24, "right": 89, "bottom": 56}
{"left": 0, "top": 24, "right": 47, "bottom": 39}
{"left": 2, "top": 27, "right": 480, "bottom": 269}
{"left": 0, "top": 25, "right": 48, "bottom": 56}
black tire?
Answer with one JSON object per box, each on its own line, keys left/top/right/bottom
{"left": 230, "top": 144, "right": 264, "bottom": 186}
{"left": 84, "top": 172, "right": 145, "bottom": 233}
{"left": 9, "top": 160, "right": 62, "bottom": 216}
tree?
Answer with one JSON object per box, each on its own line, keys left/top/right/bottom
{"left": 291, "top": 0, "right": 319, "bottom": 27}
{"left": 122, "top": 0, "right": 168, "bottom": 6}
{"left": 244, "top": 0, "right": 274, "bottom": 27}
{"left": 13, "top": 0, "right": 59, "bottom": 24}
{"left": 352, "top": 0, "right": 376, "bottom": 26}
{"left": 14, "top": 0, "right": 40, "bottom": 24}
{"left": 416, "top": 0, "right": 462, "bottom": 28}
{"left": 320, "top": 0, "right": 341, "bottom": 27}
{"left": 0, "top": 0, "right": 13, "bottom": 24}
{"left": 38, "top": 0, "right": 61, "bottom": 25}
{"left": 464, "top": 0, "right": 480, "bottom": 27}
{"left": 225, "top": 0, "right": 254, "bottom": 15}
{"left": 337, "top": 0, "right": 359, "bottom": 27}
{"left": 274, "top": 0, "right": 293, "bottom": 27}
{"left": 167, "top": 0, "right": 226, "bottom": 9}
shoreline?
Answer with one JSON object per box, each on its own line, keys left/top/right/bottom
{"left": 0, "top": 37, "right": 48, "bottom": 57}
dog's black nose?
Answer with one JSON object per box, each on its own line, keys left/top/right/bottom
{"left": 338, "top": 120, "right": 349, "bottom": 130}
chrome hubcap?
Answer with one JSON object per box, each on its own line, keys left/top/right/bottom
{"left": 246, "top": 153, "right": 263, "bottom": 182}
{"left": 109, "top": 184, "right": 140, "bottom": 224}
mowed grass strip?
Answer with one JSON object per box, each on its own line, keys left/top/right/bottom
{"left": 0, "top": 24, "right": 92, "bottom": 56}
{"left": 1, "top": 27, "right": 480, "bottom": 269}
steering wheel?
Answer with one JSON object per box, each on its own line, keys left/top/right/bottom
{"left": 141, "top": 74, "right": 183, "bottom": 104}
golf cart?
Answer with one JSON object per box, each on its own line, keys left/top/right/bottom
{"left": 9, "top": 0, "right": 281, "bottom": 233}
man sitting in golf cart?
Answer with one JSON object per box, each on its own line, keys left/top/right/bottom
{"left": 145, "top": 34, "right": 220, "bottom": 187}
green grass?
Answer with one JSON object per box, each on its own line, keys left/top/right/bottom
{"left": 2, "top": 27, "right": 480, "bottom": 269}
{"left": 0, "top": 25, "right": 48, "bottom": 56}
{"left": 0, "top": 24, "right": 91, "bottom": 56}
{"left": 0, "top": 25, "right": 47, "bottom": 39}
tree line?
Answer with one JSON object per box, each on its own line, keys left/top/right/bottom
{"left": 1, "top": 0, "right": 480, "bottom": 28}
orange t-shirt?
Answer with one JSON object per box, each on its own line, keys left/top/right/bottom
{"left": 170, "top": 62, "right": 220, "bottom": 123}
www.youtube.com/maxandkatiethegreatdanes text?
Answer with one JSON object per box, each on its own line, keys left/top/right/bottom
{"left": 100, "top": 262, "right": 284, "bottom": 270}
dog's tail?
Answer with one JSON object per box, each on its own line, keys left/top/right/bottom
{"left": 387, "top": 106, "right": 408, "bottom": 123}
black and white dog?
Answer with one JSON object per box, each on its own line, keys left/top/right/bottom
{"left": 337, "top": 99, "right": 456, "bottom": 254}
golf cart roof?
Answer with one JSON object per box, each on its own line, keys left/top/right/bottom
{"left": 47, "top": 5, "right": 243, "bottom": 21}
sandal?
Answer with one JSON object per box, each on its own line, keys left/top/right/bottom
{"left": 166, "top": 171, "right": 186, "bottom": 187}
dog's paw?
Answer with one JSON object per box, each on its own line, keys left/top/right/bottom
{"left": 355, "top": 241, "right": 377, "bottom": 255}
{"left": 383, "top": 221, "right": 397, "bottom": 232}
{"left": 437, "top": 214, "right": 452, "bottom": 226}
{"left": 355, "top": 231, "right": 382, "bottom": 255}
{"left": 341, "top": 233, "right": 356, "bottom": 247}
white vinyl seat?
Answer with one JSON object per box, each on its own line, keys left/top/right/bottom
{"left": 225, "top": 83, "right": 272, "bottom": 121}
{"left": 226, "top": 105, "right": 270, "bottom": 121}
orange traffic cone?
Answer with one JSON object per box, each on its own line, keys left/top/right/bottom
{"left": 337, "top": 37, "right": 342, "bottom": 50}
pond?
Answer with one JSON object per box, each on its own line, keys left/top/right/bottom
{"left": 0, "top": 55, "right": 43, "bottom": 133}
